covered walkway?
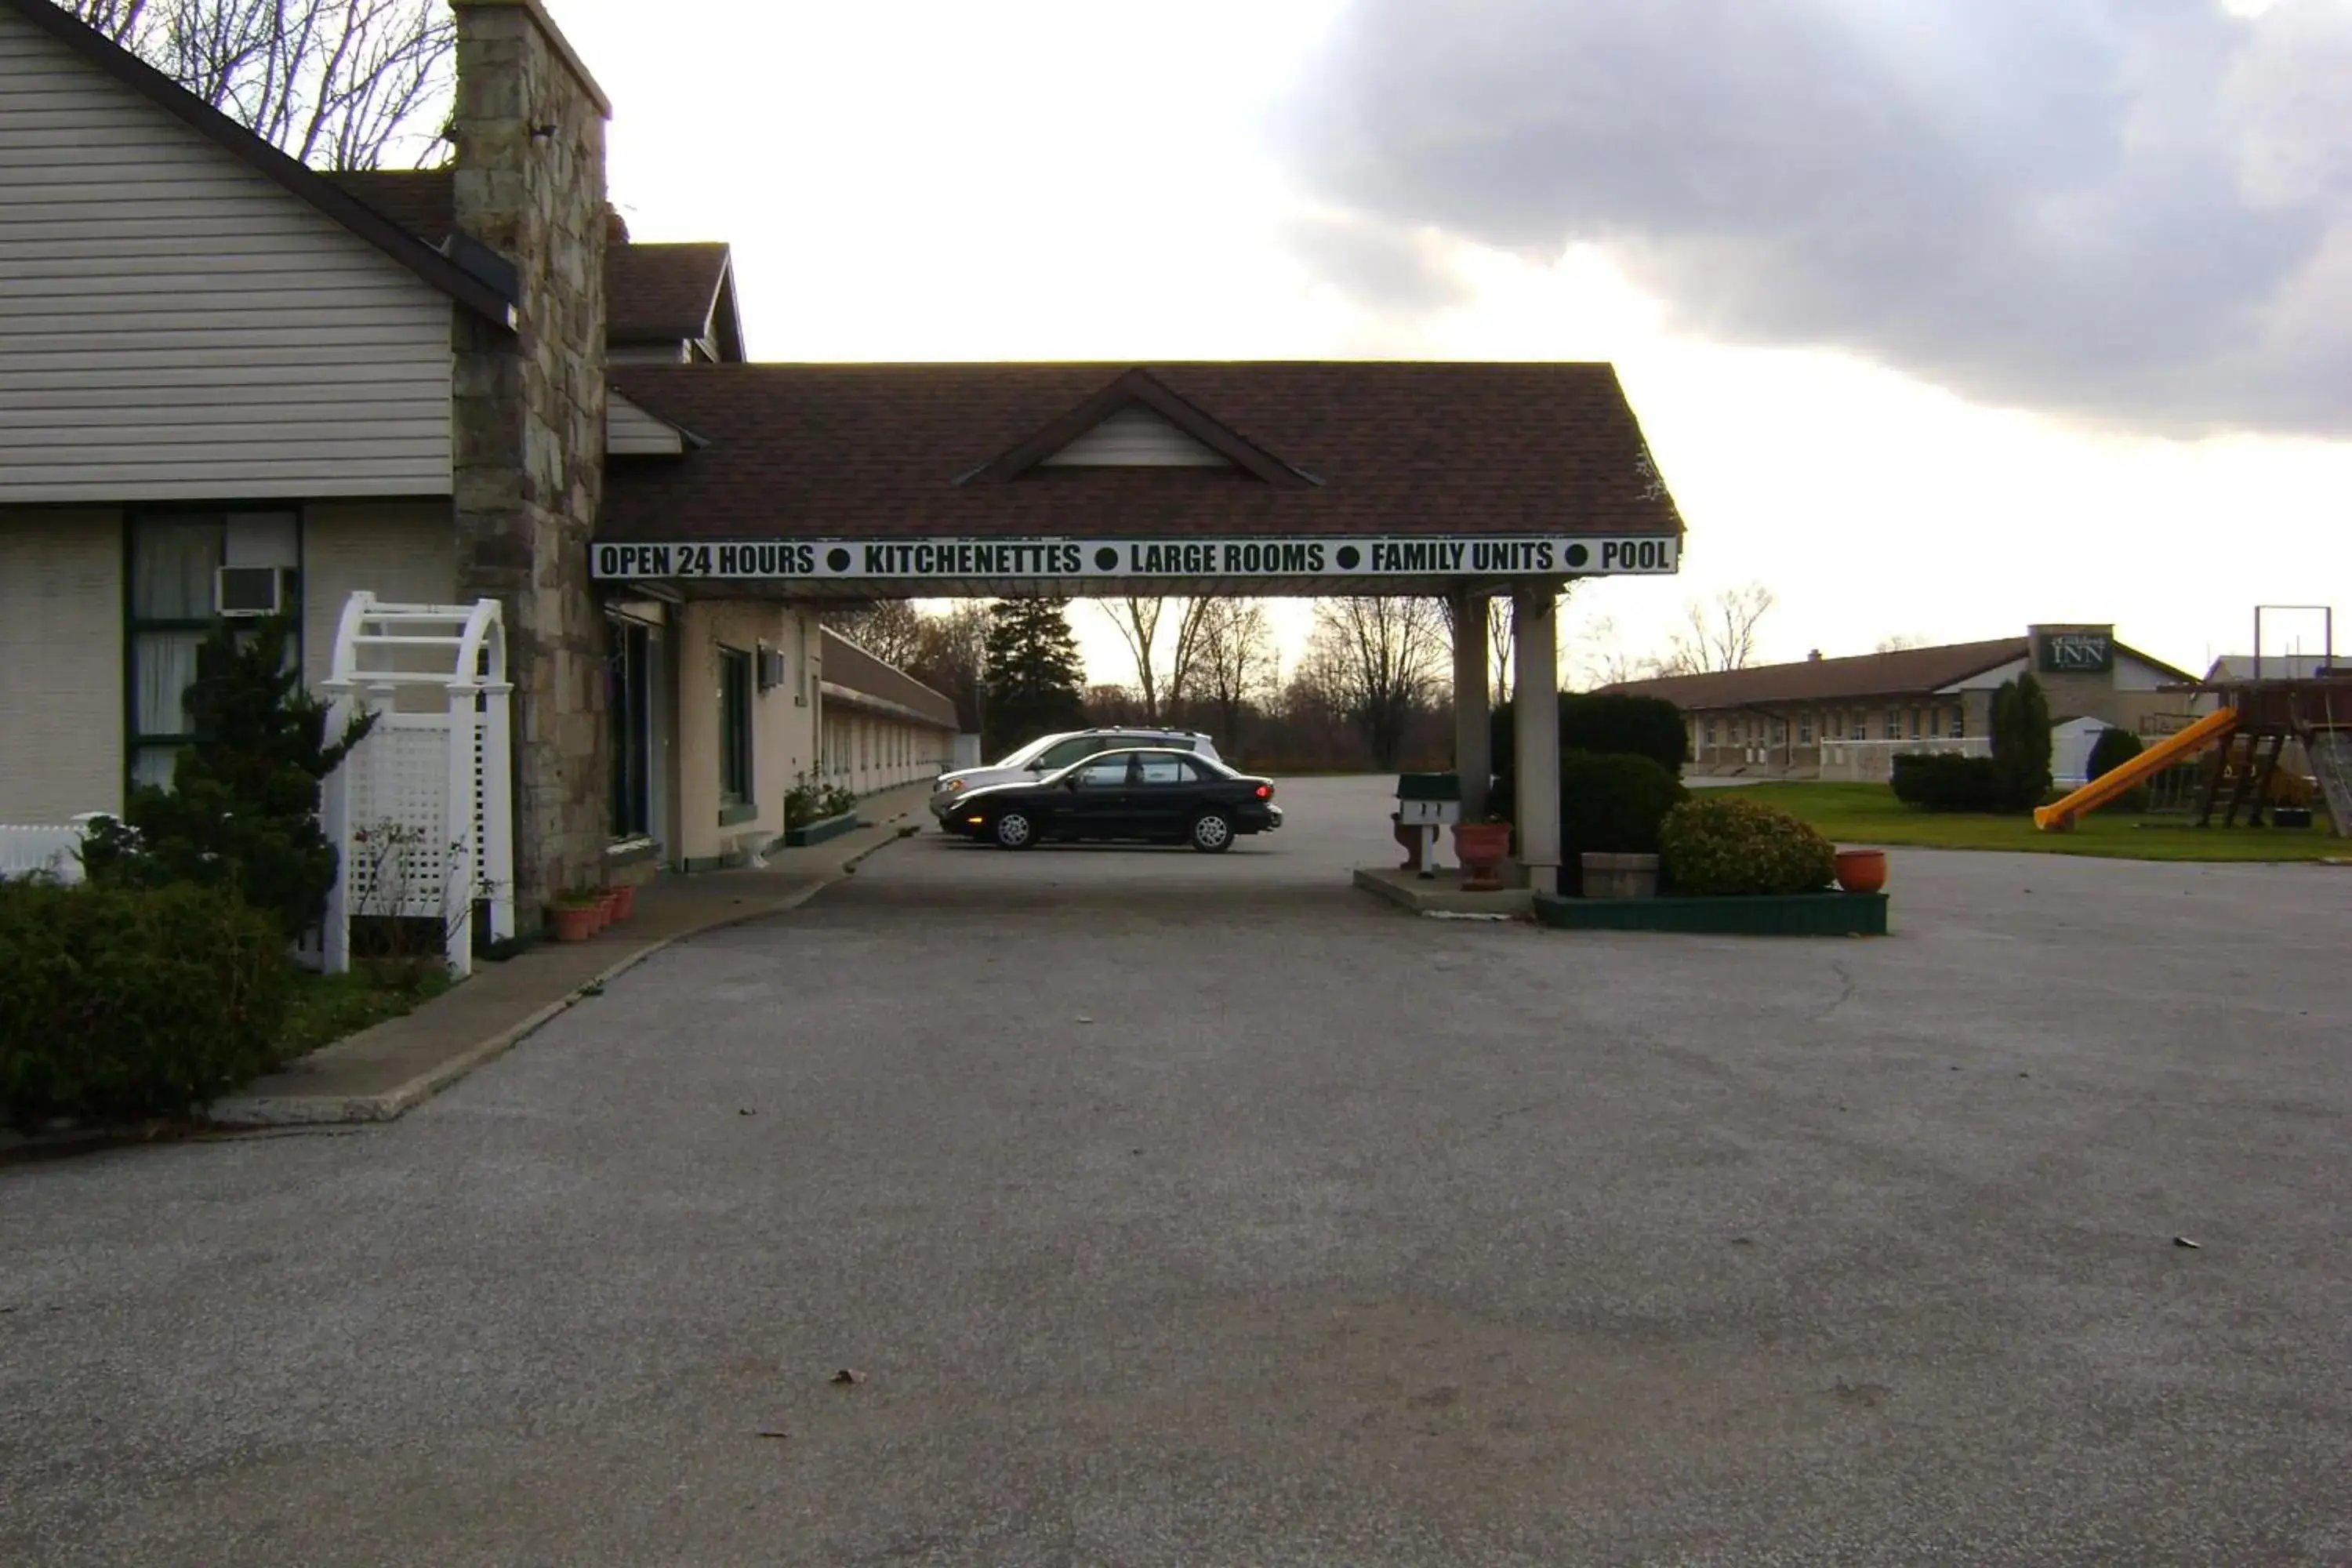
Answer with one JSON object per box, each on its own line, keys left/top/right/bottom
{"left": 594, "top": 361, "right": 1690, "bottom": 892}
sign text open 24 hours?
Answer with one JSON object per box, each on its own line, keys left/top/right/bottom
{"left": 590, "top": 536, "right": 1680, "bottom": 582}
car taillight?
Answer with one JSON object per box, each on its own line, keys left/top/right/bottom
{"left": 1255, "top": 784, "right": 1272, "bottom": 800}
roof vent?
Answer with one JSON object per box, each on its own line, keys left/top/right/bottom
{"left": 1807, "top": 649, "right": 1823, "bottom": 662}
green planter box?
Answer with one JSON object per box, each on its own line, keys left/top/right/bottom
{"left": 1534, "top": 890, "right": 1889, "bottom": 936}
{"left": 780, "top": 811, "right": 860, "bottom": 848}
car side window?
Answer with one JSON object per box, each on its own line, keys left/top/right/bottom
{"left": 1073, "top": 759, "right": 1130, "bottom": 788}
{"left": 1038, "top": 739, "right": 1100, "bottom": 770}
{"left": 1137, "top": 756, "right": 1196, "bottom": 785}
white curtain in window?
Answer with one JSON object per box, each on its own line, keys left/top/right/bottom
{"left": 132, "top": 521, "right": 223, "bottom": 619}
{"left": 134, "top": 630, "right": 205, "bottom": 736}
{"left": 131, "top": 745, "right": 181, "bottom": 791}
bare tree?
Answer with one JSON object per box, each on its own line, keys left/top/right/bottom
{"left": 59, "top": 0, "right": 456, "bottom": 169}
{"left": 1486, "top": 597, "right": 1514, "bottom": 706}
{"left": 1195, "top": 599, "right": 1276, "bottom": 753}
{"left": 1577, "top": 615, "right": 1663, "bottom": 688}
{"left": 1661, "top": 584, "right": 1776, "bottom": 675}
{"left": 822, "top": 601, "right": 927, "bottom": 670}
{"left": 1095, "top": 597, "right": 1170, "bottom": 723}
{"left": 906, "top": 602, "right": 991, "bottom": 735}
{"left": 1302, "top": 597, "right": 1447, "bottom": 770}
{"left": 1875, "top": 634, "right": 1926, "bottom": 653}
{"left": 1164, "top": 598, "right": 1215, "bottom": 720}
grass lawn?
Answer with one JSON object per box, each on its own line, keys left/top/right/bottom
{"left": 1737, "top": 782, "right": 2347, "bottom": 863}
{"left": 278, "top": 968, "right": 452, "bottom": 1062}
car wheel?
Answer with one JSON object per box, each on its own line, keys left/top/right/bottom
{"left": 993, "top": 810, "right": 1036, "bottom": 850}
{"left": 1190, "top": 810, "right": 1234, "bottom": 853}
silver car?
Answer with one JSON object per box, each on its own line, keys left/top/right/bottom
{"left": 930, "top": 728, "right": 1222, "bottom": 824}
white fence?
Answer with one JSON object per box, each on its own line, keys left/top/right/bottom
{"left": 0, "top": 813, "right": 109, "bottom": 884}
{"left": 1817, "top": 737, "right": 1991, "bottom": 783}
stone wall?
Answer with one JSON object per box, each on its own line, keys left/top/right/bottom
{"left": 450, "top": 0, "right": 612, "bottom": 909}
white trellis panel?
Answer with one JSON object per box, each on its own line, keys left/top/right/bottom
{"left": 319, "top": 593, "right": 516, "bottom": 978}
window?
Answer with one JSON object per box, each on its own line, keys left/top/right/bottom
{"left": 1039, "top": 736, "right": 1115, "bottom": 771}
{"left": 1828, "top": 712, "right": 1844, "bottom": 741}
{"left": 1907, "top": 709, "right": 1923, "bottom": 740}
{"left": 1949, "top": 707, "right": 1965, "bottom": 739}
{"left": 126, "top": 511, "right": 298, "bottom": 791}
{"left": 717, "top": 646, "right": 753, "bottom": 814}
{"left": 1798, "top": 712, "right": 1814, "bottom": 744}
{"left": 1074, "top": 758, "right": 1130, "bottom": 788}
{"left": 608, "top": 618, "right": 655, "bottom": 839}
{"left": 1771, "top": 720, "right": 1788, "bottom": 745}
{"left": 1884, "top": 707, "right": 1901, "bottom": 740}
{"left": 1704, "top": 719, "right": 1720, "bottom": 748}
{"left": 1137, "top": 754, "right": 1198, "bottom": 785}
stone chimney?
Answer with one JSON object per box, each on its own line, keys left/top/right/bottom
{"left": 449, "top": 0, "right": 612, "bottom": 911}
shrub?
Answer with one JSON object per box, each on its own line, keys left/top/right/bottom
{"left": 1989, "top": 673, "right": 2053, "bottom": 813}
{"left": 1890, "top": 752, "right": 2008, "bottom": 812}
{"left": 1658, "top": 795, "right": 1837, "bottom": 896}
{"left": 1557, "top": 751, "right": 1687, "bottom": 891}
{"left": 1489, "top": 693, "right": 1687, "bottom": 813}
{"left": 2083, "top": 727, "right": 2149, "bottom": 812}
{"left": 0, "top": 881, "right": 291, "bottom": 1127}
{"left": 78, "top": 617, "right": 372, "bottom": 939}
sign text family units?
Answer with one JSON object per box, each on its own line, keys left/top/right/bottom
{"left": 590, "top": 535, "right": 1680, "bottom": 583}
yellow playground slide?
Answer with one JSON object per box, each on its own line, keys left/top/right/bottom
{"left": 2034, "top": 707, "right": 2237, "bottom": 831}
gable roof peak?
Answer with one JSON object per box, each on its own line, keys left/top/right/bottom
{"left": 960, "top": 366, "right": 1319, "bottom": 488}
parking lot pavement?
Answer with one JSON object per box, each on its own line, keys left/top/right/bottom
{"left": 3, "top": 779, "right": 2349, "bottom": 1565}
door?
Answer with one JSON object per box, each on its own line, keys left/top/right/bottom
{"left": 1127, "top": 753, "right": 1204, "bottom": 838}
{"left": 1061, "top": 754, "right": 1138, "bottom": 837}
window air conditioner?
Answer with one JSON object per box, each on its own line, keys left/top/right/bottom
{"left": 214, "top": 564, "right": 289, "bottom": 618}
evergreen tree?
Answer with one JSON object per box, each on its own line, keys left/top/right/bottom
{"left": 1990, "top": 671, "right": 2053, "bottom": 812}
{"left": 981, "top": 597, "right": 1087, "bottom": 755}
{"left": 82, "top": 619, "right": 375, "bottom": 938}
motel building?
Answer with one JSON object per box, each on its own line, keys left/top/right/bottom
{"left": 0, "top": 0, "right": 1686, "bottom": 908}
{"left": 1605, "top": 625, "right": 2198, "bottom": 782}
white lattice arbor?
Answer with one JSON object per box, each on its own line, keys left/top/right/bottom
{"left": 320, "top": 593, "right": 517, "bottom": 978}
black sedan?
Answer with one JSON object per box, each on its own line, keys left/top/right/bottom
{"left": 947, "top": 747, "right": 1281, "bottom": 852}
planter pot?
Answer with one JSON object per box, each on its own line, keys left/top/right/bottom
{"left": 1453, "top": 822, "right": 1514, "bottom": 892}
{"left": 598, "top": 887, "right": 627, "bottom": 926}
{"left": 1391, "top": 812, "right": 1426, "bottom": 873}
{"left": 1581, "top": 851, "right": 1659, "bottom": 899}
{"left": 604, "top": 883, "right": 637, "bottom": 921}
{"left": 551, "top": 904, "right": 600, "bottom": 942}
{"left": 782, "top": 811, "right": 860, "bottom": 848}
{"left": 1834, "top": 848, "right": 1888, "bottom": 895}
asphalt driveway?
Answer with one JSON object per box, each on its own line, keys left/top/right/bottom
{"left": 4, "top": 779, "right": 2348, "bottom": 1565}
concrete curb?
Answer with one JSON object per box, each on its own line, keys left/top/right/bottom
{"left": 207, "top": 820, "right": 923, "bottom": 1130}
{"left": 1352, "top": 865, "right": 1533, "bottom": 918}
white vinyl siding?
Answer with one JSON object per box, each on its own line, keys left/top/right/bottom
{"left": 299, "top": 500, "right": 458, "bottom": 695}
{"left": 0, "top": 508, "right": 124, "bottom": 818}
{"left": 608, "top": 392, "right": 687, "bottom": 456}
{"left": 0, "top": 6, "right": 455, "bottom": 503}
{"left": 1039, "top": 406, "right": 1232, "bottom": 468}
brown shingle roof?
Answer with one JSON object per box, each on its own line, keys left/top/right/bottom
{"left": 819, "top": 630, "right": 958, "bottom": 728}
{"left": 322, "top": 169, "right": 455, "bottom": 241}
{"left": 606, "top": 242, "right": 731, "bottom": 347}
{"left": 320, "top": 173, "right": 740, "bottom": 356}
{"left": 1603, "top": 639, "right": 2031, "bottom": 709}
{"left": 602, "top": 362, "right": 1686, "bottom": 543}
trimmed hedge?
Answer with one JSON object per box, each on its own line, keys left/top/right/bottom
{"left": 1890, "top": 751, "right": 2008, "bottom": 812}
{"left": 1490, "top": 693, "right": 1687, "bottom": 815}
{"left": 1559, "top": 751, "right": 1688, "bottom": 892}
{"left": 1658, "top": 795, "right": 1836, "bottom": 896}
{"left": 0, "top": 881, "right": 291, "bottom": 1127}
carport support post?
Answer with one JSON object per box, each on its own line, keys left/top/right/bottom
{"left": 1512, "top": 584, "right": 1562, "bottom": 896}
{"left": 1450, "top": 586, "right": 1490, "bottom": 822}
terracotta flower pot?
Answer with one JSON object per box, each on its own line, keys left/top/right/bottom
{"left": 1453, "top": 820, "right": 1513, "bottom": 892}
{"left": 599, "top": 887, "right": 627, "bottom": 925}
{"left": 605, "top": 883, "right": 636, "bottom": 922}
{"left": 1835, "top": 848, "right": 1888, "bottom": 895}
{"left": 552, "top": 903, "right": 600, "bottom": 942}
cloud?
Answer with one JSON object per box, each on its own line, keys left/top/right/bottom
{"left": 1279, "top": 0, "right": 2352, "bottom": 436}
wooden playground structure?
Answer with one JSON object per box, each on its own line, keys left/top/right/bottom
{"left": 2037, "top": 607, "right": 2350, "bottom": 837}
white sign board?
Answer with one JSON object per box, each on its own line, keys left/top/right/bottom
{"left": 590, "top": 535, "right": 1679, "bottom": 583}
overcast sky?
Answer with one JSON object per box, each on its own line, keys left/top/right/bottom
{"left": 554, "top": 0, "right": 2351, "bottom": 688}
